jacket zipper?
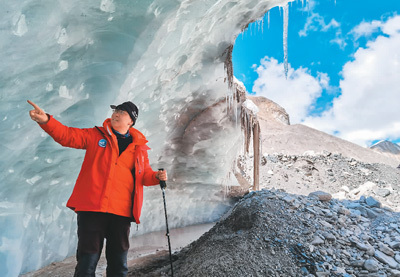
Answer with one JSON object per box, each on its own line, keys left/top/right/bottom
{"left": 96, "top": 126, "right": 118, "bottom": 213}
{"left": 131, "top": 157, "right": 138, "bottom": 222}
{"left": 95, "top": 126, "right": 114, "bottom": 210}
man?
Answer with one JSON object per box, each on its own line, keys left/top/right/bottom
{"left": 28, "top": 100, "right": 167, "bottom": 277}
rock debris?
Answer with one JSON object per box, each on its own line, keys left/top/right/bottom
{"left": 130, "top": 152, "right": 400, "bottom": 277}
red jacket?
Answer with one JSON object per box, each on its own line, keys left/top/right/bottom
{"left": 40, "top": 116, "right": 160, "bottom": 223}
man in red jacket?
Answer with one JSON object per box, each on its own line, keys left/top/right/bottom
{"left": 28, "top": 100, "right": 167, "bottom": 277}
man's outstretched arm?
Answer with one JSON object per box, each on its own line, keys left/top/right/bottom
{"left": 27, "top": 100, "right": 90, "bottom": 149}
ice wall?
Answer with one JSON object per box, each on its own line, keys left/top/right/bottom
{"left": 0, "top": 0, "right": 291, "bottom": 275}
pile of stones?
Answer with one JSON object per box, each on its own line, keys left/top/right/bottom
{"left": 132, "top": 152, "right": 400, "bottom": 276}
{"left": 130, "top": 188, "right": 400, "bottom": 277}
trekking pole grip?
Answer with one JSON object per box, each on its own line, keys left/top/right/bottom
{"left": 158, "top": 168, "right": 167, "bottom": 189}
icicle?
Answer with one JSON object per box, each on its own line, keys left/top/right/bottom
{"left": 234, "top": 84, "right": 238, "bottom": 127}
{"left": 268, "top": 11, "right": 270, "bottom": 29}
{"left": 223, "top": 171, "right": 230, "bottom": 199}
{"left": 261, "top": 16, "right": 264, "bottom": 34}
{"left": 228, "top": 93, "right": 230, "bottom": 112}
{"left": 225, "top": 93, "right": 228, "bottom": 114}
{"left": 283, "top": 4, "right": 289, "bottom": 79}
{"left": 250, "top": 20, "right": 252, "bottom": 36}
{"left": 227, "top": 93, "right": 230, "bottom": 111}
{"left": 302, "top": 0, "right": 310, "bottom": 8}
{"left": 253, "top": 120, "right": 260, "bottom": 191}
{"left": 230, "top": 93, "right": 233, "bottom": 111}
{"left": 240, "top": 102, "right": 261, "bottom": 191}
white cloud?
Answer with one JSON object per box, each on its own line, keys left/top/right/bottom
{"left": 381, "top": 15, "right": 400, "bottom": 35}
{"left": 350, "top": 20, "right": 383, "bottom": 40}
{"left": 252, "top": 57, "right": 327, "bottom": 123}
{"left": 298, "top": 11, "right": 345, "bottom": 48}
{"left": 350, "top": 15, "right": 400, "bottom": 40}
{"left": 303, "top": 15, "right": 400, "bottom": 146}
{"left": 330, "top": 30, "right": 346, "bottom": 49}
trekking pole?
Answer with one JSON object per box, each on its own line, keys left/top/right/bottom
{"left": 159, "top": 168, "right": 174, "bottom": 277}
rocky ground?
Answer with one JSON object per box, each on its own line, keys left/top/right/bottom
{"left": 129, "top": 152, "right": 400, "bottom": 277}
{"left": 239, "top": 151, "right": 400, "bottom": 212}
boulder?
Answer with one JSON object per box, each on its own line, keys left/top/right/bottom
{"left": 309, "top": 191, "right": 332, "bottom": 202}
{"left": 311, "top": 236, "right": 325, "bottom": 245}
{"left": 365, "top": 196, "right": 382, "bottom": 208}
{"left": 363, "top": 259, "right": 379, "bottom": 272}
{"left": 374, "top": 250, "right": 398, "bottom": 269}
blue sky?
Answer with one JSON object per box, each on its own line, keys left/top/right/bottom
{"left": 233, "top": 0, "right": 400, "bottom": 147}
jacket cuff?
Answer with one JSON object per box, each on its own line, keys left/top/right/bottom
{"left": 38, "top": 114, "right": 55, "bottom": 132}
{"left": 152, "top": 171, "right": 160, "bottom": 185}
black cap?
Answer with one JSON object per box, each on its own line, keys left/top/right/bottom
{"left": 110, "top": 101, "right": 139, "bottom": 125}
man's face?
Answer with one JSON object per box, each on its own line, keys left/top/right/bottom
{"left": 111, "top": 109, "right": 133, "bottom": 131}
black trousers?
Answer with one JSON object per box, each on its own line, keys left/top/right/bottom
{"left": 74, "top": 212, "right": 131, "bottom": 277}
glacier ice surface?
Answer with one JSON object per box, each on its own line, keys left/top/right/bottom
{"left": 0, "top": 0, "right": 292, "bottom": 275}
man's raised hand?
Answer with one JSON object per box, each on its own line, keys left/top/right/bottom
{"left": 27, "top": 100, "right": 49, "bottom": 124}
